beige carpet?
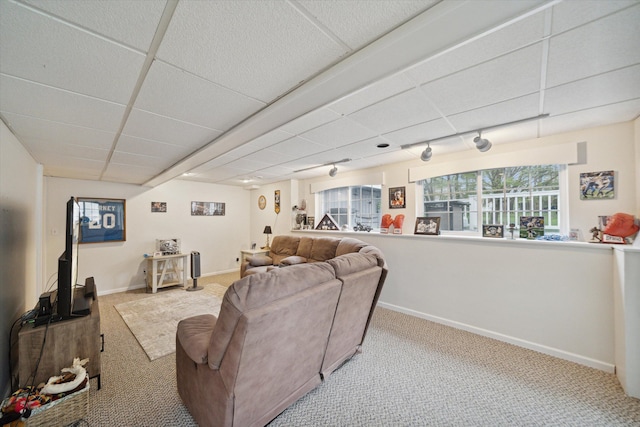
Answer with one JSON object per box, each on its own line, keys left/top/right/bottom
{"left": 114, "top": 283, "right": 226, "bottom": 361}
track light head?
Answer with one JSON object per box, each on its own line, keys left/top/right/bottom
{"left": 473, "top": 131, "right": 492, "bottom": 152}
{"left": 420, "top": 144, "right": 432, "bottom": 162}
{"left": 329, "top": 165, "right": 338, "bottom": 177}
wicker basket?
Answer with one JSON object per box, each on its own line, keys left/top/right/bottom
{"left": 21, "top": 382, "right": 89, "bottom": 427}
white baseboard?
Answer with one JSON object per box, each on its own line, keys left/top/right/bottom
{"left": 378, "top": 302, "right": 615, "bottom": 374}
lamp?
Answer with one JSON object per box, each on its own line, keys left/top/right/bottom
{"left": 420, "top": 144, "right": 432, "bottom": 162}
{"left": 473, "top": 131, "right": 492, "bottom": 152}
{"left": 263, "top": 226, "right": 272, "bottom": 249}
{"left": 329, "top": 165, "right": 338, "bottom": 177}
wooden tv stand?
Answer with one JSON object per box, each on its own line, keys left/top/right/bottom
{"left": 18, "top": 287, "right": 102, "bottom": 389}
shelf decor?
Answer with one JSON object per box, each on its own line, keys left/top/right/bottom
{"left": 78, "top": 198, "right": 126, "bottom": 243}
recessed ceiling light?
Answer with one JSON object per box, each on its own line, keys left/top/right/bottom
{"left": 182, "top": 172, "right": 195, "bottom": 177}
{"left": 377, "top": 143, "right": 390, "bottom": 148}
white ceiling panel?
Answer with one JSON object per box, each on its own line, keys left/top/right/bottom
{"left": 269, "top": 136, "right": 327, "bottom": 158}
{"left": 0, "top": 75, "right": 125, "bottom": 132}
{"left": 115, "top": 134, "right": 190, "bottom": 159}
{"left": 406, "top": 12, "right": 545, "bottom": 86}
{"left": 544, "top": 65, "right": 640, "bottom": 115}
{"left": 134, "top": 61, "right": 265, "bottom": 130}
{"left": 300, "top": 117, "right": 377, "bottom": 148}
{"left": 382, "top": 118, "right": 456, "bottom": 146}
{"left": 348, "top": 87, "right": 441, "bottom": 134}
{"left": 279, "top": 108, "right": 341, "bottom": 135}
{"left": 1, "top": 112, "right": 115, "bottom": 150}
{"left": 546, "top": 4, "right": 640, "bottom": 88}
{"left": 156, "top": 0, "right": 346, "bottom": 102}
{"left": 23, "top": 0, "right": 166, "bottom": 51}
{"left": 296, "top": 0, "right": 436, "bottom": 50}
{"left": 421, "top": 43, "right": 543, "bottom": 116}
{"left": 242, "top": 148, "right": 297, "bottom": 165}
{"left": 0, "top": 1, "right": 145, "bottom": 104}
{"left": 122, "top": 108, "right": 220, "bottom": 149}
{"left": 446, "top": 93, "right": 541, "bottom": 132}
{"left": 550, "top": 0, "right": 638, "bottom": 34}
{"left": 102, "top": 163, "right": 158, "bottom": 185}
{"left": 25, "top": 136, "right": 109, "bottom": 160}
{"left": 110, "top": 150, "right": 172, "bottom": 170}
{"left": 39, "top": 154, "right": 105, "bottom": 175}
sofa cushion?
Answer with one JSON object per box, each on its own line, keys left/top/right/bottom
{"left": 335, "top": 237, "right": 369, "bottom": 256}
{"left": 270, "top": 235, "right": 300, "bottom": 257}
{"left": 177, "top": 314, "right": 217, "bottom": 364}
{"left": 327, "top": 252, "right": 379, "bottom": 277}
{"left": 280, "top": 255, "right": 307, "bottom": 266}
{"left": 309, "top": 237, "right": 340, "bottom": 262}
{"left": 296, "top": 237, "right": 314, "bottom": 259}
{"left": 248, "top": 255, "right": 273, "bottom": 266}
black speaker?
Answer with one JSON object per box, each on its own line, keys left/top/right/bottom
{"left": 187, "top": 251, "right": 203, "bottom": 291}
{"left": 38, "top": 292, "right": 52, "bottom": 316}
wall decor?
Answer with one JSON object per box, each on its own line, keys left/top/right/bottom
{"left": 274, "top": 190, "right": 281, "bottom": 214}
{"left": 258, "top": 195, "right": 266, "bottom": 210}
{"left": 580, "top": 170, "right": 614, "bottom": 199}
{"left": 414, "top": 217, "right": 440, "bottom": 235}
{"left": 389, "top": 186, "right": 406, "bottom": 209}
{"left": 482, "top": 224, "right": 504, "bottom": 238}
{"left": 315, "top": 213, "right": 339, "bottom": 230}
{"left": 151, "top": 202, "right": 167, "bottom": 213}
{"left": 307, "top": 216, "right": 315, "bottom": 229}
{"left": 520, "top": 216, "right": 544, "bottom": 239}
{"left": 78, "top": 198, "right": 126, "bottom": 243}
{"left": 191, "top": 201, "right": 225, "bottom": 216}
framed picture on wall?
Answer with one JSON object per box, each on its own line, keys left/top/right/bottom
{"left": 389, "top": 186, "right": 405, "bottom": 209}
{"left": 78, "top": 198, "right": 126, "bottom": 243}
{"left": 151, "top": 202, "right": 167, "bottom": 212}
{"left": 580, "top": 170, "right": 615, "bottom": 200}
{"left": 191, "top": 201, "right": 225, "bottom": 216}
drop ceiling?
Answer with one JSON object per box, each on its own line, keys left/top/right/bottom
{"left": 1, "top": 0, "right": 639, "bottom": 187}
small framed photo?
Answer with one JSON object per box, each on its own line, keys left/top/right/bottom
{"left": 580, "top": 170, "right": 614, "bottom": 200}
{"left": 520, "top": 216, "right": 544, "bottom": 239}
{"left": 307, "top": 216, "right": 315, "bottom": 229}
{"left": 151, "top": 202, "right": 166, "bottom": 213}
{"left": 191, "top": 201, "right": 225, "bottom": 216}
{"left": 414, "top": 217, "right": 440, "bottom": 235}
{"left": 389, "top": 187, "right": 405, "bottom": 209}
{"left": 482, "top": 224, "right": 504, "bottom": 238}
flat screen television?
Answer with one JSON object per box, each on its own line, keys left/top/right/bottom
{"left": 56, "top": 197, "right": 81, "bottom": 319}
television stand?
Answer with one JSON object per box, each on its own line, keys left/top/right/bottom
{"left": 18, "top": 283, "right": 102, "bottom": 389}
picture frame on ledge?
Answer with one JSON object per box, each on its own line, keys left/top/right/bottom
{"left": 520, "top": 216, "right": 544, "bottom": 239}
{"left": 482, "top": 224, "right": 504, "bottom": 238}
{"left": 414, "top": 217, "right": 440, "bottom": 235}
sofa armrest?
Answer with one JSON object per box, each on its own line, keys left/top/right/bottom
{"left": 247, "top": 254, "right": 273, "bottom": 266}
{"left": 280, "top": 255, "right": 307, "bottom": 266}
{"left": 177, "top": 314, "right": 217, "bottom": 365}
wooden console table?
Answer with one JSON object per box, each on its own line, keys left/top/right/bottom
{"left": 146, "top": 253, "right": 188, "bottom": 293}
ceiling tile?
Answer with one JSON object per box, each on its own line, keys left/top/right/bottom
{"left": 446, "top": 93, "right": 541, "bottom": 132}
{"left": 0, "top": 1, "right": 145, "bottom": 104}
{"left": 406, "top": 12, "right": 545, "bottom": 86}
{"left": 279, "top": 108, "right": 341, "bottom": 135}
{"left": 348, "top": 87, "right": 440, "bottom": 134}
{"left": 297, "top": 0, "right": 436, "bottom": 50}
{"left": 544, "top": 65, "right": 640, "bottom": 115}
{"left": 115, "top": 134, "right": 191, "bottom": 158}
{"left": 546, "top": 4, "right": 640, "bottom": 88}
{"left": 0, "top": 75, "right": 125, "bottom": 132}
{"left": 156, "top": 0, "right": 346, "bottom": 102}
{"left": 135, "top": 61, "right": 266, "bottom": 130}
{"left": 300, "top": 117, "right": 378, "bottom": 148}
{"left": 1, "top": 112, "right": 115, "bottom": 150}
{"left": 421, "top": 43, "right": 543, "bottom": 115}
{"left": 122, "top": 108, "right": 220, "bottom": 150}
{"left": 101, "top": 163, "right": 157, "bottom": 185}
{"left": 26, "top": 138, "right": 109, "bottom": 163}
{"left": 382, "top": 118, "right": 456, "bottom": 146}
{"left": 550, "top": 0, "right": 638, "bottom": 34}
{"left": 269, "top": 136, "right": 328, "bottom": 157}
{"left": 329, "top": 73, "right": 416, "bottom": 116}
{"left": 22, "top": 0, "right": 165, "bottom": 51}
{"left": 111, "top": 151, "right": 173, "bottom": 170}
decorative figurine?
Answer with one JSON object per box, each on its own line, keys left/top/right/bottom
{"left": 508, "top": 223, "right": 516, "bottom": 239}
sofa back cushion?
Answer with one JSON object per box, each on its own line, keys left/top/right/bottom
{"left": 208, "top": 262, "right": 337, "bottom": 369}
{"left": 269, "top": 235, "right": 300, "bottom": 265}
{"left": 335, "top": 237, "right": 368, "bottom": 256}
{"left": 308, "top": 237, "right": 341, "bottom": 262}
{"left": 322, "top": 252, "right": 383, "bottom": 376}
{"left": 208, "top": 263, "right": 341, "bottom": 427}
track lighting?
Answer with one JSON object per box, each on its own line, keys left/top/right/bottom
{"left": 420, "top": 144, "right": 432, "bottom": 162}
{"left": 294, "top": 158, "right": 351, "bottom": 174}
{"left": 473, "top": 131, "right": 492, "bottom": 152}
{"left": 329, "top": 165, "right": 338, "bottom": 177}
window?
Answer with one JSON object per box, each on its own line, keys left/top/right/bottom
{"left": 316, "top": 185, "right": 382, "bottom": 231}
{"left": 418, "top": 165, "right": 562, "bottom": 234}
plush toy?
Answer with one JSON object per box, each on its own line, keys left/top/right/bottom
{"left": 603, "top": 213, "right": 639, "bottom": 238}
{"left": 40, "top": 358, "right": 89, "bottom": 395}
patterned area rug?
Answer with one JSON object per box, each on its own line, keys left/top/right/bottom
{"left": 115, "top": 284, "right": 225, "bottom": 360}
